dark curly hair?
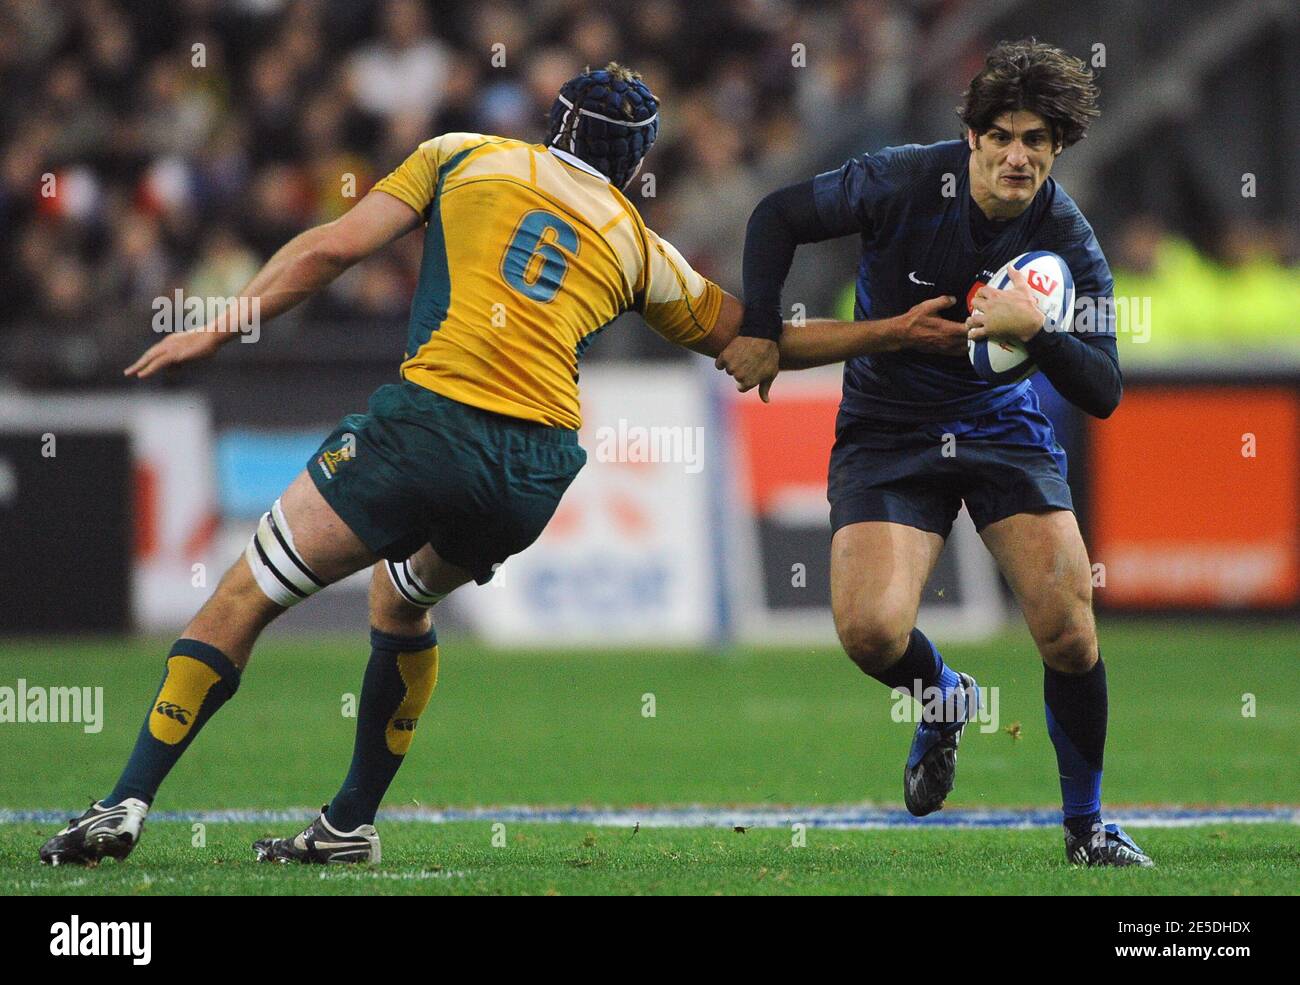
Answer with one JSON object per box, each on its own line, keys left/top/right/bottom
{"left": 958, "top": 39, "right": 1100, "bottom": 149}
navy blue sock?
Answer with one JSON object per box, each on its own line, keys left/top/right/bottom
{"left": 1044, "top": 657, "right": 1108, "bottom": 834}
{"left": 105, "top": 639, "right": 241, "bottom": 807}
{"left": 327, "top": 627, "right": 439, "bottom": 832}
{"left": 869, "top": 628, "right": 963, "bottom": 723}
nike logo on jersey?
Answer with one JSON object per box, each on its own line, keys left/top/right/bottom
{"left": 908, "top": 271, "right": 935, "bottom": 286}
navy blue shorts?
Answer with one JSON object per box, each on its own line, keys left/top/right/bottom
{"left": 827, "top": 389, "right": 1073, "bottom": 538}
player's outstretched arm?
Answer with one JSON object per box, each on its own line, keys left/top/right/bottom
{"left": 706, "top": 292, "right": 968, "bottom": 394}
{"left": 777, "top": 294, "right": 968, "bottom": 368}
{"left": 712, "top": 181, "right": 836, "bottom": 400}
{"left": 643, "top": 230, "right": 962, "bottom": 401}
{"left": 125, "top": 190, "right": 422, "bottom": 378}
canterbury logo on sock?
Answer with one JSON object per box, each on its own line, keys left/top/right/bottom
{"left": 153, "top": 701, "right": 192, "bottom": 725}
{"left": 385, "top": 647, "right": 438, "bottom": 755}
{"left": 148, "top": 656, "right": 221, "bottom": 744}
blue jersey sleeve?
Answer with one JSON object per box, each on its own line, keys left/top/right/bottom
{"left": 1026, "top": 203, "right": 1123, "bottom": 417}
{"left": 811, "top": 149, "right": 902, "bottom": 242}
{"left": 739, "top": 179, "right": 843, "bottom": 340}
{"left": 1038, "top": 192, "right": 1117, "bottom": 345}
{"left": 1061, "top": 229, "right": 1117, "bottom": 344}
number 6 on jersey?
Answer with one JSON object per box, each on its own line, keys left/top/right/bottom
{"left": 502, "top": 210, "right": 579, "bottom": 303}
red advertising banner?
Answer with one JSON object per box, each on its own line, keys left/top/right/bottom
{"left": 731, "top": 387, "right": 838, "bottom": 516}
{"left": 1090, "top": 386, "right": 1300, "bottom": 609}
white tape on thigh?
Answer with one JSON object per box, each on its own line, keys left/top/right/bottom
{"left": 386, "top": 558, "right": 446, "bottom": 609}
{"left": 244, "top": 498, "right": 326, "bottom": 607}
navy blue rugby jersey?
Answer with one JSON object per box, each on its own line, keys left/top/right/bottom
{"left": 811, "top": 139, "right": 1116, "bottom": 423}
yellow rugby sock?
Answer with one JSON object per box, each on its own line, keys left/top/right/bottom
{"left": 327, "top": 627, "right": 439, "bottom": 831}
{"left": 105, "top": 639, "right": 241, "bottom": 806}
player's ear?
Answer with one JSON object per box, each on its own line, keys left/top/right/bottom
{"left": 966, "top": 129, "right": 978, "bottom": 151}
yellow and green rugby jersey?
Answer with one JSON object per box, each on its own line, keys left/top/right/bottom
{"left": 372, "top": 132, "right": 723, "bottom": 430}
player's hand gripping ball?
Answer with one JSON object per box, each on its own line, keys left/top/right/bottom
{"left": 967, "top": 251, "right": 1074, "bottom": 384}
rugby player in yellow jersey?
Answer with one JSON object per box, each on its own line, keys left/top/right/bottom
{"left": 40, "top": 65, "right": 966, "bottom": 865}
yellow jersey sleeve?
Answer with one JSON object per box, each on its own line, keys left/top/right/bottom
{"left": 639, "top": 229, "right": 722, "bottom": 347}
{"left": 372, "top": 133, "right": 483, "bottom": 219}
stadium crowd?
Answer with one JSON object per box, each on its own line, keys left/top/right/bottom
{"left": 2, "top": 0, "right": 1295, "bottom": 367}
{"left": 0, "top": 0, "right": 921, "bottom": 353}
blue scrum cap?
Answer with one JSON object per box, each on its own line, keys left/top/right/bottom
{"left": 547, "top": 63, "right": 660, "bottom": 189}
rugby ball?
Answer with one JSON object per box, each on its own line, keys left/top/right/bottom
{"left": 968, "top": 250, "right": 1074, "bottom": 384}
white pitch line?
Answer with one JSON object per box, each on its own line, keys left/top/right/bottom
{"left": 3, "top": 805, "right": 1297, "bottom": 830}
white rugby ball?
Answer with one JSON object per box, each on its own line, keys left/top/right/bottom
{"left": 968, "top": 251, "right": 1074, "bottom": 384}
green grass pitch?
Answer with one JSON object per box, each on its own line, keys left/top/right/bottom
{"left": 4, "top": 822, "right": 1294, "bottom": 896}
{"left": 1, "top": 621, "right": 1296, "bottom": 895}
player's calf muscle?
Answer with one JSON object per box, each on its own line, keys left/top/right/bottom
{"left": 369, "top": 566, "right": 431, "bottom": 637}
{"left": 182, "top": 558, "right": 281, "bottom": 668}
{"left": 368, "top": 546, "right": 473, "bottom": 636}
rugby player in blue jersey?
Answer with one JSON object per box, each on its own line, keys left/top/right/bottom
{"left": 717, "top": 39, "right": 1151, "bottom": 867}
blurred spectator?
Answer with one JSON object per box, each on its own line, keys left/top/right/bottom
{"left": 0, "top": 0, "right": 1119, "bottom": 371}
{"left": 104, "top": 207, "right": 173, "bottom": 311}
{"left": 188, "top": 227, "right": 260, "bottom": 302}
{"left": 0, "top": 0, "right": 1291, "bottom": 392}
{"left": 1111, "top": 215, "right": 1300, "bottom": 360}
{"left": 346, "top": 0, "right": 451, "bottom": 126}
